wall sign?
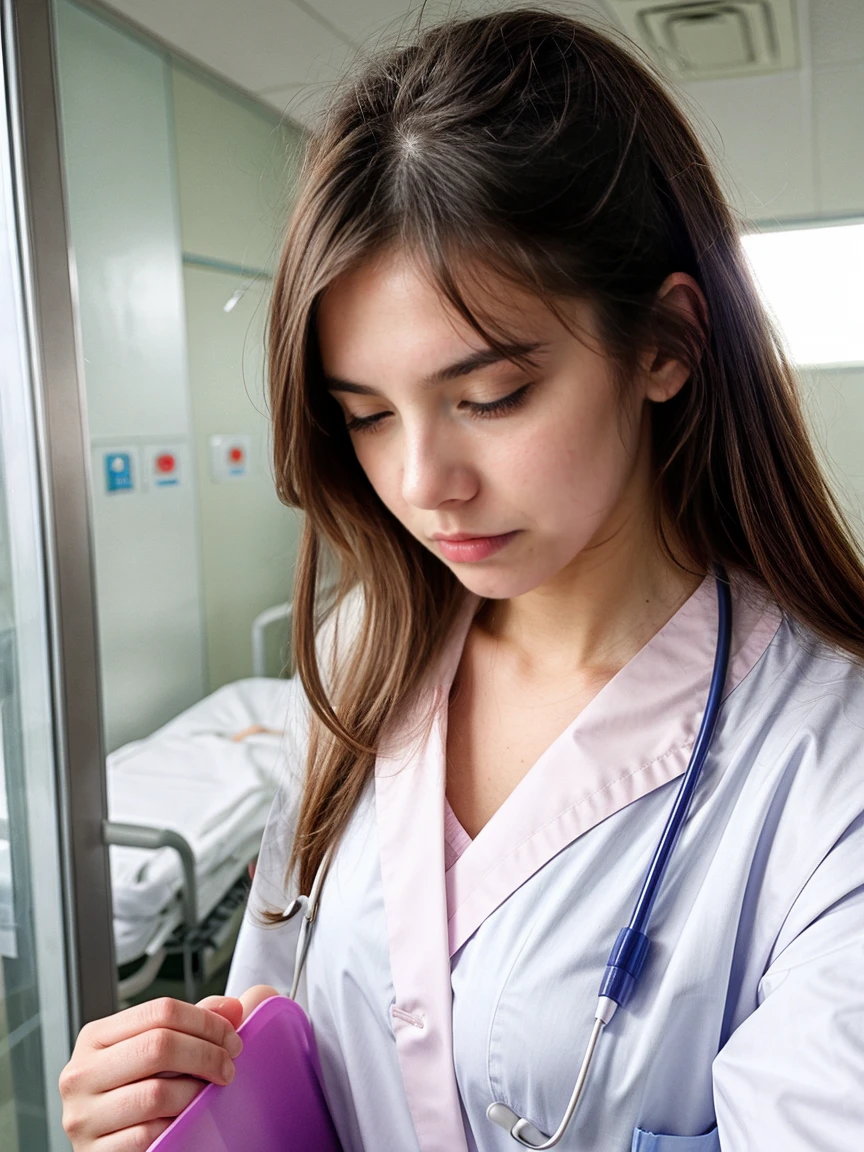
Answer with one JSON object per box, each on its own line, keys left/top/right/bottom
{"left": 104, "top": 451, "right": 134, "bottom": 493}
{"left": 209, "top": 434, "right": 252, "bottom": 482}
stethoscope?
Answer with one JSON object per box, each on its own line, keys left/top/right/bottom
{"left": 287, "top": 567, "right": 732, "bottom": 1150}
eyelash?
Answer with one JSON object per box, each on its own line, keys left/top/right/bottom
{"left": 343, "top": 382, "right": 532, "bottom": 433}
{"left": 468, "top": 382, "right": 532, "bottom": 419}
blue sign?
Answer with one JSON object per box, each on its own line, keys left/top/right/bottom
{"left": 105, "top": 452, "right": 133, "bottom": 493}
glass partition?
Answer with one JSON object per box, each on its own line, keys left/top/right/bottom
{"left": 0, "top": 9, "right": 73, "bottom": 1147}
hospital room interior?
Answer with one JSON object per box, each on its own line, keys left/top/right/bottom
{"left": 1, "top": 0, "right": 863, "bottom": 1147}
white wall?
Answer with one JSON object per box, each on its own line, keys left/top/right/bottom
{"left": 182, "top": 268, "right": 300, "bottom": 687}
{"left": 56, "top": 1, "right": 207, "bottom": 751}
{"left": 171, "top": 67, "right": 303, "bottom": 688}
{"left": 801, "top": 367, "right": 864, "bottom": 543}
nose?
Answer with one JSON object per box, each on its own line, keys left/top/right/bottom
{"left": 401, "top": 423, "right": 477, "bottom": 510}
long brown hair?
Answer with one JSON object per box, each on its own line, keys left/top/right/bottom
{"left": 268, "top": 8, "right": 864, "bottom": 898}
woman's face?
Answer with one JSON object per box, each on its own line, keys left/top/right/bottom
{"left": 316, "top": 250, "right": 674, "bottom": 601}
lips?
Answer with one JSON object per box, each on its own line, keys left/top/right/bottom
{"left": 431, "top": 530, "right": 518, "bottom": 563}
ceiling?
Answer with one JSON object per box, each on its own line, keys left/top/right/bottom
{"left": 96, "top": 0, "right": 864, "bottom": 225}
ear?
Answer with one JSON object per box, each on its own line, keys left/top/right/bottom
{"left": 641, "top": 272, "right": 708, "bottom": 404}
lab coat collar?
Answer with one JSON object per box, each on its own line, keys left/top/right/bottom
{"left": 374, "top": 598, "right": 476, "bottom": 1152}
{"left": 374, "top": 574, "right": 781, "bottom": 1152}
{"left": 443, "top": 575, "right": 780, "bottom": 955}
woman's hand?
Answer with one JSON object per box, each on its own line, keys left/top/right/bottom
{"left": 59, "top": 985, "right": 279, "bottom": 1151}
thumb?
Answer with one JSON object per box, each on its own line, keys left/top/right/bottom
{"left": 238, "top": 984, "right": 281, "bottom": 1023}
{"left": 197, "top": 994, "right": 244, "bottom": 1030}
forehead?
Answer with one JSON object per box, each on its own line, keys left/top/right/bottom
{"left": 315, "top": 250, "right": 574, "bottom": 381}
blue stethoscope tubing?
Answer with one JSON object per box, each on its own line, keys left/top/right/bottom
{"left": 488, "top": 566, "right": 733, "bottom": 1148}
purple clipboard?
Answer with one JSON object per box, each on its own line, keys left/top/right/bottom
{"left": 148, "top": 997, "right": 342, "bottom": 1151}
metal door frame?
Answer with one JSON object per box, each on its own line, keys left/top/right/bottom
{"left": 4, "top": 0, "right": 115, "bottom": 1032}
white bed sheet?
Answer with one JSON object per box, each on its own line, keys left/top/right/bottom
{"left": 109, "top": 677, "right": 305, "bottom": 966}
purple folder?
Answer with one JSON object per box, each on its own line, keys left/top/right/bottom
{"left": 148, "top": 996, "right": 342, "bottom": 1151}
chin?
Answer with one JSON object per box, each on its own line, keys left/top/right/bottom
{"left": 444, "top": 563, "right": 551, "bottom": 601}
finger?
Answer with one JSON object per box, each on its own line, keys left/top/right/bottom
{"left": 93, "top": 1118, "right": 173, "bottom": 1152}
{"left": 65, "top": 1076, "right": 203, "bottom": 1146}
{"left": 196, "top": 995, "right": 243, "bottom": 1031}
{"left": 237, "top": 984, "right": 280, "bottom": 1023}
{"left": 78, "top": 997, "right": 241, "bottom": 1056}
{"left": 81, "top": 1028, "right": 236, "bottom": 1095}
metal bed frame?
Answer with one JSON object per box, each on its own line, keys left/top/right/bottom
{"left": 103, "top": 602, "right": 293, "bottom": 1003}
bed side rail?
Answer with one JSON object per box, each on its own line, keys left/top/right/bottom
{"left": 103, "top": 820, "right": 199, "bottom": 1001}
{"left": 250, "top": 602, "right": 292, "bottom": 678}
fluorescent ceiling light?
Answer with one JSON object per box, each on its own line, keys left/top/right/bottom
{"left": 741, "top": 222, "right": 864, "bottom": 368}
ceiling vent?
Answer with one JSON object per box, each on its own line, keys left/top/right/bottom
{"left": 605, "top": 0, "right": 799, "bottom": 81}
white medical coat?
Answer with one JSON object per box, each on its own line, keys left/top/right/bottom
{"left": 226, "top": 575, "right": 864, "bottom": 1150}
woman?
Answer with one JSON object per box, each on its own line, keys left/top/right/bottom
{"left": 60, "top": 9, "right": 864, "bottom": 1151}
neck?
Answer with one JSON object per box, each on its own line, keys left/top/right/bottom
{"left": 481, "top": 516, "right": 702, "bottom": 682}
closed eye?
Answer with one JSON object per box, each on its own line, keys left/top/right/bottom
{"left": 462, "top": 382, "right": 532, "bottom": 418}
{"left": 342, "top": 382, "right": 532, "bottom": 433}
{"left": 344, "top": 409, "right": 392, "bottom": 433}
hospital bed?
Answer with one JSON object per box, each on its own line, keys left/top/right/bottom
{"left": 103, "top": 603, "right": 294, "bottom": 1004}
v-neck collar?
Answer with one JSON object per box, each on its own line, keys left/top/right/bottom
{"left": 442, "top": 575, "right": 780, "bottom": 954}
{"left": 373, "top": 574, "right": 781, "bottom": 1152}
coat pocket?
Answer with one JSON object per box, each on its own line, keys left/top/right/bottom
{"left": 631, "top": 1125, "right": 720, "bottom": 1151}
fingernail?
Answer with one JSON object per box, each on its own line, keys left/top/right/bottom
{"left": 225, "top": 1033, "right": 243, "bottom": 1059}
{"left": 222, "top": 1059, "right": 236, "bottom": 1084}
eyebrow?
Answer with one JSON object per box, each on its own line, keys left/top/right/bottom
{"left": 324, "top": 342, "right": 548, "bottom": 396}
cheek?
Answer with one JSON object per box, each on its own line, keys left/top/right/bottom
{"left": 499, "top": 391, "right": 639, "bottom": 519}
